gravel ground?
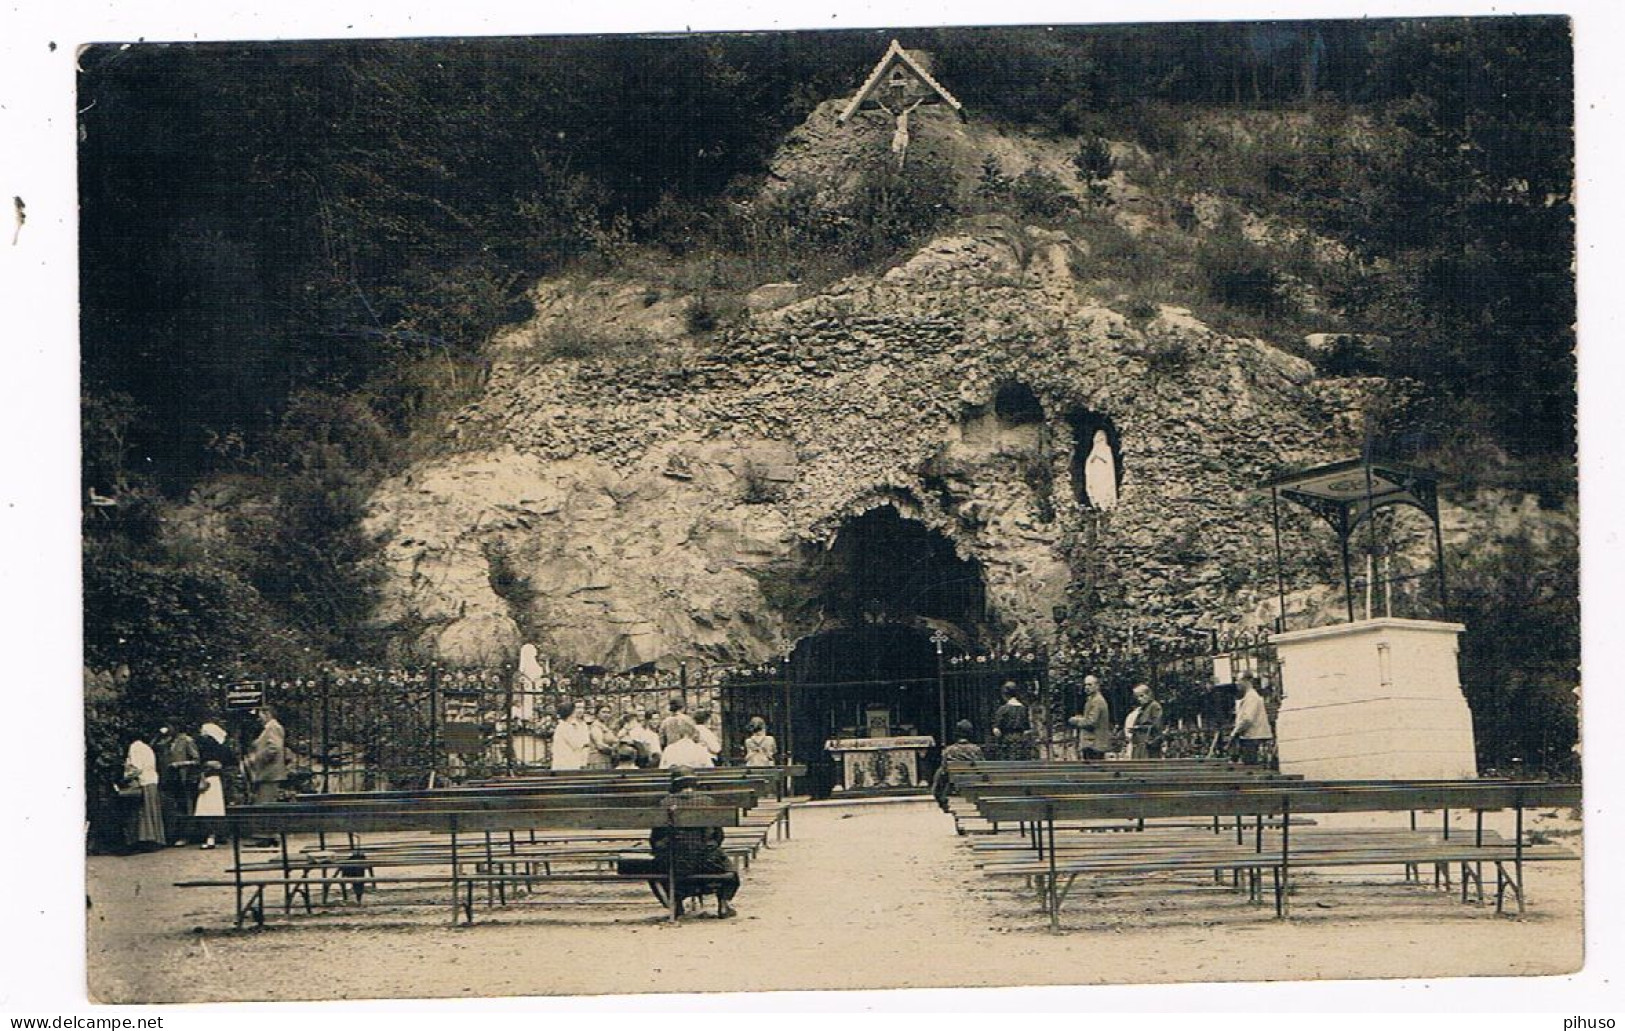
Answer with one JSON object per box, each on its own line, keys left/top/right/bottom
{"left": 85, "top": 799, "right": 1583, "bottom": 1003}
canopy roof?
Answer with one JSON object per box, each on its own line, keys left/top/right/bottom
{"left": 1260, "top": 456, "right": 1448, "bottom": 626}
{"left": 1261, "top": 457, "right": 1441, "bottom": 534}
{"left": 837, "top": 40, "right": 964, "bottom": 125}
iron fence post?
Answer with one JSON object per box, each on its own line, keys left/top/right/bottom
{"left": 931, "top": 629, "right": 949, "bottom": 752}
{"left": 320, "top": 670, "right": 331, "bottom": 794}
{"left": 429, "top": 664, "right": 441, "bottom": 787}
{"left": 504, "top": 663, "right": 517, "bottom": 776}
{"left": 781, "top": 656, "right": 793, "bottom": 768}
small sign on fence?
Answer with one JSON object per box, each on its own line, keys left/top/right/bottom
{"left": 441, "top": 721, "right": 484, "bottom": 755}
{"left": 225, "top": 683, "right": 265, "bottom": 710}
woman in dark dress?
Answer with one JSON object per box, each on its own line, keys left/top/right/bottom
{"left": 990, "top": 682, "right": 1037, "bottom": 761}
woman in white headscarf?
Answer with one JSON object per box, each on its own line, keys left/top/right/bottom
{"left": 122, "top": 736, "right": 165, "bottom": 850}
{"left": 193, "top": 722, "right": 234, "bottom": 849}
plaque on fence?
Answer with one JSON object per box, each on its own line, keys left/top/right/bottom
{"left": 224, "top": 683, "right": 264, "bottom": 710}
{"left": 442, "top": 721, "right": 484, "bottom": 755}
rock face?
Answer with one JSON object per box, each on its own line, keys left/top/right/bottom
{"left": 366, "top": 212, "right": 1377, "bottom": 667}
{"left": 359, "top": 98, "right": 1406, "bottom": 668}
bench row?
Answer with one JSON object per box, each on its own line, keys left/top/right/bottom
{"left": 956, "top": 776, "right": 1578, "bottom": 929}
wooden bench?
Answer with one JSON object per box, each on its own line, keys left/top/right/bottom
{"left": 942, "top": 764, "right": 1301, "bottom": 835}
{"left": 180, "top": 802, "right": 743, "bottom": 927}
{"left": 468, "top": 764, "right": 808, "bottom": 800}
{"left": 972, "top": 780, "right": 1579, "bottom": 930}
{"left": 297, "top": 769, "right": 794, "bottom": 842}
{"left": 437, "top": 768, "right": 801, "bottom": 839}
{"left": 231, "top": 788, "right": 768, "bottom": 913}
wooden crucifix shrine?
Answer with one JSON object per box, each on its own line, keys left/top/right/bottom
{"left": 838, "top": 40, "right": 965, "bottom": 169}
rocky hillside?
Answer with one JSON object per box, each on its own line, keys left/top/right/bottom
{"left": 360, "top": 91, "right": 1578, "bottom": 670}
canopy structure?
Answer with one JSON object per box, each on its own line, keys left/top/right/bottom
{"left": 1260, "top": 456, "right": 1447, "bottom": 627}
{"left": 837, "top": 40, "right": 965, "bottom": 125}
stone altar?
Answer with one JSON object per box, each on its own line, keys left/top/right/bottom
{"left": 824, "top": 735, "right": 935, "bottom": 791}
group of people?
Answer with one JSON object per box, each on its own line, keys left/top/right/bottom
{"left": 931, "top": 673, "right": 1276, "bottom": 806}
{"left": 547, "top": 696, "right": 778, "bottom": 771}
{"left": 982, "top": 672, "right": 1277, "bottom": 762}
{"left": 114, "top": 705, "right": 290, "bottom": 853}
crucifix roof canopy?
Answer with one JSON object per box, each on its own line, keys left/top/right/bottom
{"left": 837, "top": 39, "right": 965, "bottom": 125}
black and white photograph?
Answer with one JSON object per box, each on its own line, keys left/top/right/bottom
{"left": 9, "top": 1, "right": 1611, "bottom": 1012}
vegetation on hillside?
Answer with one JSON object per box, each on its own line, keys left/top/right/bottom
{"left": 80, "top": 19, "right": 1578, "bottom": 776}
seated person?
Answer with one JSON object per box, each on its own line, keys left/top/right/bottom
{"left": 651, "top": 767, "right": 740, "bottom": 918}
{"left": 932, "top": 720, "right": 984, "bottom": 810}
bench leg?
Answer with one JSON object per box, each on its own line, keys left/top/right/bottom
{"left": 1495, "top": 862, "right": 1511, "bottom": 914}
{"left": 1046, "top": 811, "right": 1060, "bottom": 934}
{"left": 449, "top": 830, "right": 461, "bottom": 925}
{"left": 1056, "top": 872, "right": 1080, "bottom": 915}
{"left": 237, "top": 885, "right": 265, "bottom": 929}
{"left": 232, "top": 832, "right": 245, "bottom": 929}
{"left": 1433, "top": 861, "right": 1451, "bottom": 892}
{"left": 279, "top": 834, "right": 293, "bottom": 915}
{"left": 1046, "top": 874, "right": 1059, "bottom": 934}
{"left": 1495, "top": 861, "right": 1526, "bottom": 917}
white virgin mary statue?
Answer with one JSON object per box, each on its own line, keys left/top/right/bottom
{"left": 1084, "top": 429, "right": 1118, "bottom": 510}
{"left": 515, "top": 643, "right": 546, "bottom": 720}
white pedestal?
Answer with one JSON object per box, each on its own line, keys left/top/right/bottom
{"left": 1270, "top": 618, "right": 1478, "bottom": 780}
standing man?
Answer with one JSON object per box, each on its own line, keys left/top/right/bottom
{"left": 549, "top": 700, "right": 592, "bottom": 771}
{"left": 1228, "top": 672, "right": 1274, "bottom": 766}
{"left": 1068, "top": 675, "right": 1113, "bottom": 760}
{"left": 659, "top": 695, "right": 697, "bottom": 750}
{"left": 243, "top": 706, "right": 288, "bottom": 805}
{"left": 1126, "top": 683, "right": 1166, "bottom": 759}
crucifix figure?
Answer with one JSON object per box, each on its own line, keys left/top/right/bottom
{"left": 874, "top": 95, "right": 926, "bottom": 170}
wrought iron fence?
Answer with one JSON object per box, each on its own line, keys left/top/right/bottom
{"left": 207, "top": 625, "right": 1284, "bottom": 791}
{"left": 214, "top": 663, "right": 732, "bottom": 792}
{"left": 1044, "top": 626, "right": 1281, "bottom": 763}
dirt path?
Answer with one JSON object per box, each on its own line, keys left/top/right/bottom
{"left": 86, "top": 799, "right": 1583, "bottom": 1002}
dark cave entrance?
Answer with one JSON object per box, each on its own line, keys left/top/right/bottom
{"left": 786, "top": 505, "right": 993, "bottom": 796}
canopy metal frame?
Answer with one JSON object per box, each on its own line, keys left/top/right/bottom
{"left": 1260, "top": 456, "right": 1447, "bottom": 628}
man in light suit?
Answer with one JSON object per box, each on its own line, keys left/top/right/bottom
{"left": 244, "top": 705, "right": 288, "bottom": 805}
{"left": 1068, "top": 675, "right": 1113, "bottom": 760}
